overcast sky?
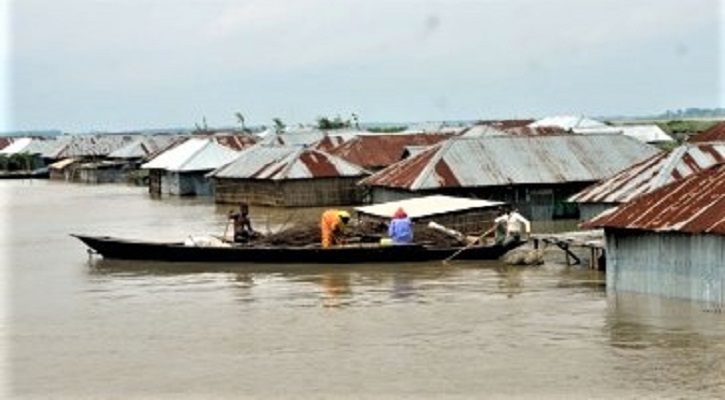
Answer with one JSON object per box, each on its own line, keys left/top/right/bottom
{"left": 2, "top": 0, "right": 723, "bottom": 133}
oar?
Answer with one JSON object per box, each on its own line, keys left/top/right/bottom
{"left": 442, "top": 225, "right": 496, "bottom": 265}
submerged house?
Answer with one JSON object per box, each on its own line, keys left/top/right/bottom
{"left": 208, "top": 145, "right": 370, "bottom": 207}
{"left": 354, "top": 194, "right": 504, "bottom": 236}
{"left": 141, "top": 138, "right": 240, "bottom": 196}
{"left": 329, "top": 133, "right": 454, "bottom": 171}
{"left": 359, "top": 135, "right": 660, "bottom": 220}
{"left": 582, "top": 164, "right": 725, "bottom": 306}
{"left": 569, "top": 142, "right": 725, "bottom": 220}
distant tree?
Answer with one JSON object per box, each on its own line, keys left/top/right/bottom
{"left": 235, "top": 112, "right": 246, "bottom": 132}
{"left": 273, "top": 118, "right": 286, "bottom": 134}
{"left": 316, "top": 115, "right": 350, "bottom": 130}
{"left": 193, "top": 117, "right": 210, "bottom": 134}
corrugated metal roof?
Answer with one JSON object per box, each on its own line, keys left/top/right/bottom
{"left": 24, "top": 136, "right": 72, "bottom": 158}
{"left": 529, "top": 115, "right": 607, "bottom": 129}
{"left": 459, "top": 125, "right": 509, "bottom": 138}
{"left": 208, "top": 145, "right": 369, "bottom": 180}
{"left": 573, "top": 124, "right": 674, "bottom": 143}
{"left": 569, "top": 142, "right": 725, "bottom": 204}
{"left": 108, "top": 135, "right": 181, "bottom": 159}
{"left": 689, "top": 121, "right": 725, "bottom": 143}
{"left": 0, "top": 137, "right": 32, "bottom": 154}
{"left": 360, "top": 135, "right": 661, "bottom": 190}
{"left": 256, "top": 129, "right": 361, "bottom": 147}
{"left": 57, "top": 134, "right": 137, "bottom": 158}
{"left": 141, "top": 138, "right": 240, "bottom": 172}
{"left": 48, "top": 158, "right": 78, "bottom": 169}
{"left": 355, "top": 195, "right": 504, "bottom": 219}
{"left": 329, "top": 133, "right": 453, "bottom": 169}
{"left": 0, "top": 137, "right": 17, "bottom": 151}
{"left": 582, "top": 163, "right": 725, "bottom": 235}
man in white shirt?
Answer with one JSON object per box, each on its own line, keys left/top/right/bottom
{"left": 494, "top": 207, "right": 531, "bottom": 246}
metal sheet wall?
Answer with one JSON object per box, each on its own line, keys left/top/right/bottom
{"left": 606, "top": 231, "right": 725, "bottom": 306}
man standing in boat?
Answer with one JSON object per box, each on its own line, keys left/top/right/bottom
{"left": 494, "top": 206, "right": 531, "bottom": 246}
{"left": 320, "top": 210, "right": 351, "bottom": 248}
{"left": 228, "top": 203, "right": 256, "bottom": 244}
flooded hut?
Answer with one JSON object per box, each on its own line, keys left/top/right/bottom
{"left": 582, "top": 164, "right": 725, "bottom": 307}
{"left": 354, "top": 194, "right": 504, "bottom": 237}
{"left": 208, "top": 144, "right": 370, "bottom": 207}
{"left": 141, "top": 138, "right": 240, "bottom": 196}
{"left": 359, "top": 135, "right": 661, "bottom": 221}
{"left": 569, "top": 142, "right": 725, "bottom": 220}
{"left": 329, "top": 133, "right": 454, "bottom": 171}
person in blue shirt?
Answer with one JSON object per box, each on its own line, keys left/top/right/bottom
{"left": 388, "top": 207, "right": 413, "bottom": 244}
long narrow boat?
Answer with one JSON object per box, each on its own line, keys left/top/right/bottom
{"left": 71, "top": 234, "right": 524, "bottom": 264}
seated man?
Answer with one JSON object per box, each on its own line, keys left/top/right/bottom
{"left": 229, "top": 203, "right": 256, "bottom": 243}
{"left": 388, "top": 207, "right": 413, "bottom": 244}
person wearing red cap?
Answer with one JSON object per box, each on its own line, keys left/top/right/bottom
{"left": 388, "top": 207, "right": 413, "bottom": 244}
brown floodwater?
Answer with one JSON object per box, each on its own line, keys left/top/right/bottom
{"left": 2, "top": 180, "right": 724, "bottom": 399}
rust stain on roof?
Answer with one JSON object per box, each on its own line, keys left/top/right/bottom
{"left": 330, "top": 133, "right": 452, "bottom": 169}
{"left": 299, "top": 151, "right": 339, "bottom": 177}
{"left": 583, "top": 163, "right": 725, "bottom": 235}
{"left": 359, "top": 145, "right": 441, "bottom": 188}
{"left": 688, "top": 122, "right": 725, "bottom": 143}
{"left": 433, "top": 159, "right": 460, "bottom": 187}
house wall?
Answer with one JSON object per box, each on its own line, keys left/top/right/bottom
{"left": 579, "top": 203, "right": 617, "bottom": 221}
{"left": 161, "top": 172, "right": 212, "bottom": 196}
{"left": 214, "top": 177, "right": 364, "bottom": 207}
{"left": 148, "top": 169, "right": 162, "bottom": 195}
{"left": 605, "top": 230, "right": 725, "bottom": 306}
{"left": 75, "top": 166, "right": 125, "bottom": 184}
{"left": 369, "top": 183, "right": 587, "bottom": 221}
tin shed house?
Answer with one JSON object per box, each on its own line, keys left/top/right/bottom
{"left": 141, "top": 138, "right": 240, "bottom": 196}
{"left": 570, "top": 142, "right": 725, "bottom": 220}
{"left": 359, "top": 135, "right": 660, "bottom": 220}
{"left": 208, "top": 145, "right": 370, "bottom": 207}
{"left": 582, "top": 163, "right": 725, "bottom": 307}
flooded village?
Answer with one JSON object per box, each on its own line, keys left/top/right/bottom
{"left": 3, "top": 115, "right": 724, "bottom": 306}
{"left": 3, "top": 115, "right": 725, "bottom": 398}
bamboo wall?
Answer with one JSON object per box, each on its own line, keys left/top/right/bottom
{"left": 606, "top": 230, "right": 725, "bottom": 307}
{"left": 213, "top": 177, "right": 365, "bottom": 207}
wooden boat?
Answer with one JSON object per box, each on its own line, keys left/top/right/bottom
{"left": 71, "top": 234, "right": 524, "bottom": 264}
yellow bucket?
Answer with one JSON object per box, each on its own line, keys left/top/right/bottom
{"left": 380, "top": 238, "right": 393, "bottom": 246}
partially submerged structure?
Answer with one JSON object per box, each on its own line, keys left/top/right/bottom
{"left": 360, "top": 135, "right": 660, "bottom": 220}
{"left": 569, "top": 142, "right": 725, "bottom": 220}
{"left": 142, "top": 138, "right": 240, "bottom": 196}
{"left": 208, "top": 145, "right": 370, "bottom": 207}
{"left": 582, "top": 164, "right": 725, "bottom": 306}
{"left": 329, "top": 133, "right": 454, "bottom": 171}
{"left": 354, "top": 194, "right": 504, "bottom": 235}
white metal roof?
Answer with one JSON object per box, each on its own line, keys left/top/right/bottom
{"left": 141, "top": 138, "right": 239, "bottom": 172}
{"left": 0, "top": 137, "right": 32, "bottom": 154}
{"left": 355, "top": 195, "right": 504, "bottom": 219}
{"left": 572, "top": 124, "right": 674, "bottom": 144}
{"left": 529, "top": 115, "right": 607, "bottom": 130}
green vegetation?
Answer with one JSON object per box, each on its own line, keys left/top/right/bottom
{"left": 0, "top": 152, "right": 35, "bottom": 171}
{"left": 655, "top": 120, "right": 718, "bottom": 143}
{"left": 273, "top": 118, "right": 286, "bottom": 134}
{"left": 316, "top": 115, "right": 352, "bottom": 130}
{"left": 367, "top": 125, "right": 408, "bottom": 133}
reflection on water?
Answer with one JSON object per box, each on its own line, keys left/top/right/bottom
{"left": 5, "top": 180, "right": 725, "bottom": 399}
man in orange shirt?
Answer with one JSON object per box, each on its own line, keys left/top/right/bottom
{"left": 320, "top": 210, "right": 351, "bottom": 248}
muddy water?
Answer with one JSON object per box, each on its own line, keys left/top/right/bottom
{"left": 2, "top": 180, "right": 723, "bottom": 399}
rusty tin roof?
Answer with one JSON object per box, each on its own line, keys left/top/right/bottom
{"left": 360, "top": 134, "right": 660, "bottom": 190}
{"left": 569, "top": 142, "right": 725, "bottom": 204}
{"left": 582, "top": 163, "right": 725, "bottom": 235}
{"left": 688, "top": 122, "right": 725, "bottom": 143}
{"left": 208, "top": 145, "right": 369, "bottom": 180}
{"left": 329, "top": 133, "right": 453, "bottom": 169}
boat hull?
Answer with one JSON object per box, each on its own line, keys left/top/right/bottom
{"left": 72, "top": 234, "right": 522, "bottom": 264}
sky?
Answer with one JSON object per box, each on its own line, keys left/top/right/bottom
{"left": 1, "top": 0, "right": 723, "bottom": 133}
